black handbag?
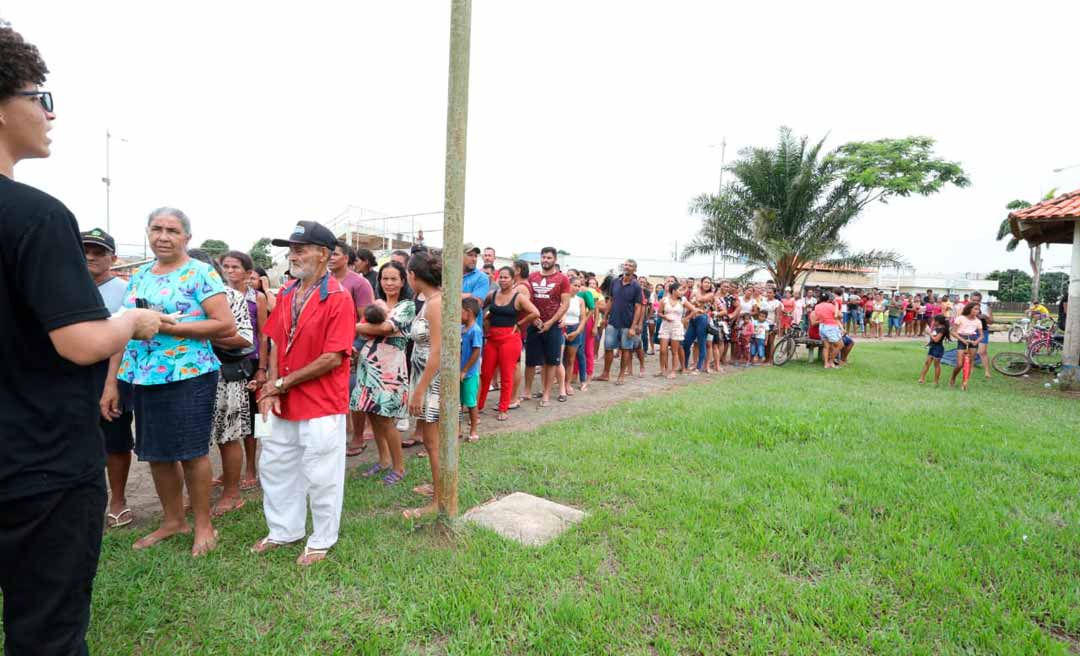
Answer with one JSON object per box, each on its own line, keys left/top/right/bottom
{"left": 216, "top": 346, "right": 256, "bottom": 383}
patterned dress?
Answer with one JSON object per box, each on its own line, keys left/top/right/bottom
{"left": 211, "top": 286, "right": 254, "bottom": 445}
{"left": 410, "top": 305, "right": 441, "bottom": 423}
{"left": 351, "top": 300, "right": 416, "bottom": 418}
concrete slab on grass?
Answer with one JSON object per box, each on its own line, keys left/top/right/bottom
{"left": 463, "top": 492, "right": 586, "bottom": 546}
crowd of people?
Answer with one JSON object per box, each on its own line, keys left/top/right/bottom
{"left": 0, "top": 25, "right": 1051, "bottom": 655}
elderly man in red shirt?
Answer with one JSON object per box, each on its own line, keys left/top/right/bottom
{"left": 253, "top": 221, "right": 355, "bottom": 566}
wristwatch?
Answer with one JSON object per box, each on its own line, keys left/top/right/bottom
{"left": 274, "top": 377, "right": 286, "bottom": 392}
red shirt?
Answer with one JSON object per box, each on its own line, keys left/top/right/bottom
{"left": 265, "top": 275, "right": 355, "bottom": 421}
{"left": 528, "top": 270, "right": 571, "bottom": 322}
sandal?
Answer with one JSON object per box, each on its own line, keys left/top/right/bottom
{"left": 413, "top": 483, "right": 435, "bottom": 497}
{"left": 465, "top": 434, "right": 479, "bottom": 443}
{"left": 400, "top": 439, "right": 420, "bottom": 448}
{"left": 382, "top": 470, "right": 406, "bottom": 486}
{"left": 250, "top": 536, "right": 297, "bottom": 555}
{"left": 211, "top": 497, "right": 246, "bottom": 518}
{"left": 296, "top": 546, "right": 329, "bottom": 566}
{"left": 211, "top": 478, "right": 223, "bottom": 488}
{"left": 107, "top": 508, "right": 133, "bottom": 529}
{"left": 239, "top": 478, "right": 260, "bottom": 491}
{"left": 557, "top": 394, "right": 568, "bottom": 402}
{"left": 497, "top": 412, "right": 509, "bottom": 421}
{"left": 345, "top": 443, "right": 368, "bottom": 457}
{"left": 507, "top": 402, "right": 521, "bottom": 410}
{"left": 360, "top": 463, "right": 387, "bottom": 478}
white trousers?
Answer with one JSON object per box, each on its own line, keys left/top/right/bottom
{"left": 260, "top": 414, "right": 346, "bottom": 550}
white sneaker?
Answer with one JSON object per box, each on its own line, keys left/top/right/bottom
{"left": 396, "top": 417, "right": 411, "bottom": 432}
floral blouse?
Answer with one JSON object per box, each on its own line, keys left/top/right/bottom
{"left": 117, "top": 259, "right": 226, "bottom": 386}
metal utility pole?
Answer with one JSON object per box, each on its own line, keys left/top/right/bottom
{"left": 102, "top": 129, "right": 127, "bottom": 234}
{"left": 436, "top": 0, "right": 471, "bottom": 518}
{"left": 711, "top": 137, "right": 727, "bottom": 279}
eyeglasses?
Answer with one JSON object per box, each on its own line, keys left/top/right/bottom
{"left": 16, "top": 91, "right": 53, "bottom": 113}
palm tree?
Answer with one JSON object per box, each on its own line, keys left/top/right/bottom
{"left": 683, "top": 129, "right": 896, "bottom": 290}
{"left": 684, "top": 128, "right": 969, "bottom": 290}
{"left": 996, "top": 189, "right": 1056, "bottom": 303}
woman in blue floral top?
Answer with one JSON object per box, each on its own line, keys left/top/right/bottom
{"left": 107, "top": 208, "right": 237, "bottom": 557}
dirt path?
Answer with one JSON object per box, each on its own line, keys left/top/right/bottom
{"left": 113, "top": 352, "right": 737, "bottom": 526}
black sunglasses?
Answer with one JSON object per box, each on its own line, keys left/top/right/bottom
{"left": 16, "top": 91, "right": 53, "bottom": 113}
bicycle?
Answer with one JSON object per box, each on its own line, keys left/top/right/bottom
{"left": 991, "top": 323, "right": 1063, "bottom": 376}
{"left": 1006, "top": 317, "right": 1030, "bottom": 343}
{"left": 772, "top": 323, "right": 812, "bottom": 366}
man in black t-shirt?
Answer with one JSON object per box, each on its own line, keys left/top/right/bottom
{"left": 0, "top": 27, "right": 169, "bottom": 655}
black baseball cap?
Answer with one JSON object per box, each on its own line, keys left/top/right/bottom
{"left": 81, "top": 228, "right": 116, "bottom": 253}
{"left": 271, "top": 220, "right": 337, "bottom": 250}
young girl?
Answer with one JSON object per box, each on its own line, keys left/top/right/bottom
{"left": 735, "top": 311, "right": 754, "bottom": 367}
{"left": 656, "top": 282, "right": 696, "bottom": 378}
{"left": 949, "top": 302, "right": 984, "bottom": 391}
{"left": 918, "top": 314, "right": 950, "bottom": 385}
{"left": 870, "top": 293, "right": 886, "bottom": 339}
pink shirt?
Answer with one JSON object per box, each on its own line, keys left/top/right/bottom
{"left": 954, "top": 315, "right": 982, "bottom": 336}
{"left": 814, "top": 302, "right": 839, "bottom": 326}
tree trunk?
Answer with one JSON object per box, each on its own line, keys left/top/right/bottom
{"left": 435, "top": 0, "right": 472, "bottom": 518}
{"left": 1031, "top": 244, "right": 1042, "bottom": 303}
{"left": 1060, "top": 225, "right": 1080, "bottom": 390}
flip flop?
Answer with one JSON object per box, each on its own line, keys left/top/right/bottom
{"left": 250, "top": 536, "right": 298, "bottom": 554}
{"left": 465, "top": 434, "right": 479, "bottom": 443}
{"left": 507, "top": 403, "right": 521, "bottom": 410}
{"left": 360, "top": 463, "right": 387, "bottom": 478}
{"left": 497, "top": 413, "right": 509, "bottom": 421}
{"left": 211, "top": 497, "right": 247, "bottom": 518}
{"left": 345, "top": 443, "right": 367, "bottom": 457}
{"left": 107, "top": 508, "right": 133, "bottom": 529}
{"left": 382, "top": 470, "right": 406, "bottom": 486}
{"left": 557, "top": 394, "right": 568, "bottom": 402}
{"left": 239, "top": 478, "right": 260, "bottom": 491}
{"left": 297, "top": 546, "right": 329, "bottom": 567}
{"left": 400, "top": 439, "right": 420, "bottom": 448}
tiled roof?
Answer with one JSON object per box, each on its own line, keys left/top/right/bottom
{"left": 1009, "top": 188, "right": 1080, "bottom": 245}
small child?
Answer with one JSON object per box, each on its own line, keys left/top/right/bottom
{"left": 751, "top": 310, "right": 769, "bottom": 364}
{"left": 460, "top": 297, "right": 484, "bottom": 442}
{"left": 736, "top": 311, "right": 754, "bottom": 367}
{"left": 918, "top": 314, "right": 950, "bottom": 385}
{"left": 363, "top": 304, "right": 386, "bottom": 325}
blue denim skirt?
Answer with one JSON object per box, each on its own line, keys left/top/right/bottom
{"left": 133, "top": 371, "right": 219, "bottom": 462}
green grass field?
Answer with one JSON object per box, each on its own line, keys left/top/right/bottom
{"left": 68, "top": 342, "right": 1080, "bottom": 653}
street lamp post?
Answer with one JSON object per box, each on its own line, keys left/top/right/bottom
{"left": 709, "top": 138, "right": 727, "bottom": 279}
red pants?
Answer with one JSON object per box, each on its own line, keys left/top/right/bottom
{"left": 583, "top": 317, "right": 596, "bottom": 377}
{"left": 479, "top": 326, "right": 521, "bottom": 413}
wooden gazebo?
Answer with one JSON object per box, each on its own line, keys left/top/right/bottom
{"left": 1010, "top": 188, "right": 1080, "bottom": 389}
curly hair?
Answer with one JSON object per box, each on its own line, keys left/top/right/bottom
{"left": 0, "top": 27, "right": 49, "bottom": 100}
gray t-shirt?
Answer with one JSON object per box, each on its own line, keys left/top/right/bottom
{"left": 97, "top": 276, "right": 128, "bottom": 314}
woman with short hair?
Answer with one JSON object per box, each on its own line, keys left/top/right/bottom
{"left": 111, "top": 208, "right": 237, "bottom": 556}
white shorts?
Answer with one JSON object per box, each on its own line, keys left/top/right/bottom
{"left": 658, "top": 321, "right": 685, "bottom": 342}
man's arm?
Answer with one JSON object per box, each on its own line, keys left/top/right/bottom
{"left": 545, "top": 292, "right": 572, "bottom": 330}
{"left": 629, "top": 301, "right": 644, "bottom": 336}
{"left": 51, "top": 310, "right": 169, "bottom": 366}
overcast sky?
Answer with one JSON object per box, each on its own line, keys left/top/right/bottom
{"left": 3, "top": 1, "right": 1079, "bottom": 275}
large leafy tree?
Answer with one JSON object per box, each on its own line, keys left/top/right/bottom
{"left": 683, "top": 128, "right": 970, "bottom": 290}
{"left": 199, "top": 238, "right": 230, "bottom": 259}
{"left": 995, "top": 189, "right": 1056, "bottom": 304}
{"left": 986, "top": 269, "right": 1032, "bottom": 303}
{"left": 249, "top": 237, "right": 273, "bottom": 270}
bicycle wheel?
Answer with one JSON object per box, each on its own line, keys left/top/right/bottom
{"left": 772, "top": 336, "right": 795, "bottom": 366}
{"left": 1029, "top": 342, "right": 1063, "bottom": 371}
{"left": 991, "top": 351, "right": 1031, "bottom": 377}
{"left": 1008, "top": 325, "right": 1024, "bottom": 343}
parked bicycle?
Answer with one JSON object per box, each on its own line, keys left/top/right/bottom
{"left": 991, "top": 322, "right": 1063, "bottom": 376}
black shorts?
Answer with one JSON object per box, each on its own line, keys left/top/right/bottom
{"left": 525, "top": 325, "right": 564, "bottom": 366}
{"left": 101, "top": 380, "right": 134, "bottom": 454}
